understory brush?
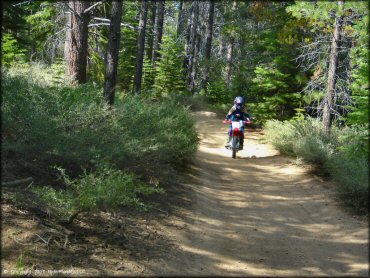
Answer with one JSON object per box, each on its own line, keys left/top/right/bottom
{"left": 32, "top": 164, "right": 164, "bottom": 224}
{"left": 2, "top": 65, "right": 198, "bottom": 223}
{"left": 263, "top": 118, "right": 368, "bottom": 214}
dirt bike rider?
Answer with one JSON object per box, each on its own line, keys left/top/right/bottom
{"left": 224, "top": 96, "right": 251, "bottom": 150}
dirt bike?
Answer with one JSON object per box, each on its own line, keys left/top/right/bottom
{"left": 223, "top": 119, "right": 252, "bottom": 159}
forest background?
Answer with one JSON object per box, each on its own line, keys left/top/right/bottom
{"left": 1, "top": 0, "right": 369, "bottom": 223}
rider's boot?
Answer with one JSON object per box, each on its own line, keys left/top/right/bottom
{"left": 225, "top": 136, "right": 232, "bottom": 148}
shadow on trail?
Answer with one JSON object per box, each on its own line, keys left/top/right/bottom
{"left": 149, "top": 138, "right": 368, "bottom": 276}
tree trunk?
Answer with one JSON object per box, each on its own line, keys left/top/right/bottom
{"left": 322, "top": 0, "right": 344, "bottom": 134}
{"left": 201, "top": 0, "right": 215, "bottom": 91}
{"left": 177, "top": 0, "right": 184, "bottom": 37}
{"left": 152, "top": 0, "right": 165, "bottom": 66}
{"left": 133, "top": 0, "right": 149, "bottom": 94}
{"left": 225, "top": 39, "right": 234, "bottom": 88}
{"left": 147, "top": 0, "right": 156, "bottom": 61}
{"left": 225, "top": 0, "right": 237, "bottom": 89}
{"left": 103, "top": 1, "right": 123, "bottom": 105}
{"left": 183, "top": 1, "right": 193, "bottom": 71}
{"left": 66, "top": 0, "right": 90, "bottom": 85}
{"left": 185, "top": 1, "right": 199, "bottom": 93}
{"left": 191, "top": 12, "right": 202, "bottom": 94}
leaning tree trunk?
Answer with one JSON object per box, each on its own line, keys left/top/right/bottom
{"left": 103, "top": 0, "right": 123, "bottom": 105}
{"left": 133, "top": 0, "right": 149, "bottom": 94}
{"left": 201, "top": 0, "right": 215, "bottom": 91}
{"left": 322, "top": 0, "right": 344, "bottom": 134}
{"left": 66, "top": 0, "right": 90, "bottom": 85}
{"left": 152, "top": 0, "right": 165, "bottom": 66}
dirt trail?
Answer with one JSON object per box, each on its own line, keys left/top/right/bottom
{"left": 143, "top": 110, "right": 369, "bottom": 276}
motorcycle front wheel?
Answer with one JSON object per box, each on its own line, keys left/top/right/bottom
{"left": 231, "top": 136, "right": 238, "bottom": 159}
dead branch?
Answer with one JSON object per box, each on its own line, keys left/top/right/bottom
{"left": 34, "top": 233, "right": 49, "bottom": 245}
{"left": 84, "top": 1, "right": 105, "bottom": 14}
{"left": 13, "top": 236, "right": 33, "bottom": 246}
{"left": 152, "top": 207, "right": 169, "bottom": 217}
{"left": 2, "top": 177, "right": 33, "bottom": 187}
{"left": 63, "top": 235, "right": 69, "bottom": 248}
{"left": 53, "top": 239, "right": 62, "bottom": 248}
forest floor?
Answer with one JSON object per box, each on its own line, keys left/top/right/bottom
{"left": 2, "top": 110, "right": 369, "bottom": 276}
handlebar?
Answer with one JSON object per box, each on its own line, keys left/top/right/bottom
{"left": 223, "top": 120, "right": 252, "bottom": 125}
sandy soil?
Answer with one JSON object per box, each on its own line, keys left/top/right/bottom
{"left": 2, "top": 110, "right": 368, "bottom": 276}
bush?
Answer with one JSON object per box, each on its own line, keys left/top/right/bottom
{"left": 264, "top": 117, "right": 337, "bottom": 163}
{"left": 290, "top": 118, "right": 337, "bottom": 164}
{"left": 2, "top": 64, "right": 199, "bottom": 221}
{"left": 325, "top": 154, "right": 368, "bottom": 214}
{"left": 263, "top": 120, "right": 296, "bottom": 155}
{"left": 32, "top": 165, "right": 164, "bottom": 223}
{"left": 292, "top": 135, "right": 335, "bottom": 164}
{"left": 2, "top": 65, "right": 198, "bottom": 172}
{"left": 263, "top": 117, "right": 369, "bottom": 214}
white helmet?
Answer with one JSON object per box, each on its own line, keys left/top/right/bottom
{"left": 234, "top": 96, "right": 244, "bottom": 106}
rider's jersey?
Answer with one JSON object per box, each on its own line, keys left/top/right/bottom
{"left": 226, "top": 105, "right": 250, "bottom": 121}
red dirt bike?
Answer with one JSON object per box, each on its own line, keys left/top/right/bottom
{"left": 223, "top": 119, "right": 252, "bottom": 159}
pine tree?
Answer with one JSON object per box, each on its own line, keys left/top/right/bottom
{"left": 154, "top": 34, "right": 186, "bottom": 97}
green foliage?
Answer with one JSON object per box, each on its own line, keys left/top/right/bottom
{"left": 264, "top": 117, "right": 338, "bottom": 164}
{"left": 230, "top": 3, "right": 306, "bottom": 125}
{"left": 264, "top": 118, "right": 369, "bottom": 214}
{"left": 324, "top": 153, "right": 368, "bottom": 214}
{"left": 153, "top": 34, "right": 186, "bottom": 97}
{"left": 1, "top": 33, "right": 27, "bottom": 66}
{"left": 142, "top": 56, "right": 156, "bottom": 93}
{"left": 347, "top": 12, "right": 369, "bottom": 125}
{"left": 286, "top": 2, "right": 337, "bottom": 31}
{"left": 287, "top": 1, "right": 369, "bottom": 128}
{"left": 201, "top": 59, "right": 232, "bottom": 105}
{"left": 263, "top": 120, "right": 297, "bottom": 155}
{"left": 32, "top": 165, "right": 164, "bottom": 222}
{"left": 16, "top": 253, "right": 24, "bottom": 276}
{"left": 25, "top": 1, "right": 57, "bottom": 43}
{"left": 117, "top": 2, "right": 139, "bottom": 92}
{"left": 3, "top": 63, "right": 198, "bottom": 222}
{"left": 249, "top": 62, "right": 302, "bottom": 123}
{"left": 2, "top": 64, "right": 198, "bottom": 173}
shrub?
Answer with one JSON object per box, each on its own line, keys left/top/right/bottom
{"left": 264, "top": 117, "right": 338, "bottom": 163}
{"left": 325, "top": 154, "right": 368, "bottom": 214}
{"left": 290, "top": 118, "right": 337, "bottom": 164}
{"left": 1, "top": 33, "right": 27, "bottom": 67}
{"left": 263, "top": 120, "right": 296, "bottom": 155}
{"left": 32, "top": 165, "right": 164, "bottom": 223}
{"left": 263, "top": 117, "right": 369, "bottom": 214}
{"left": 2, "top": 65, "right": 198, "bottom": 173}
{"left": 2, "top": 64, "right": 199, "bottom": 222}
{"left": 292, "top": 135, "right": 335, "bottom": 164}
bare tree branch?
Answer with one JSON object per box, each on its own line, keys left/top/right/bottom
{"left": 84, "top": 1, "right": 105, "bottom": 14}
